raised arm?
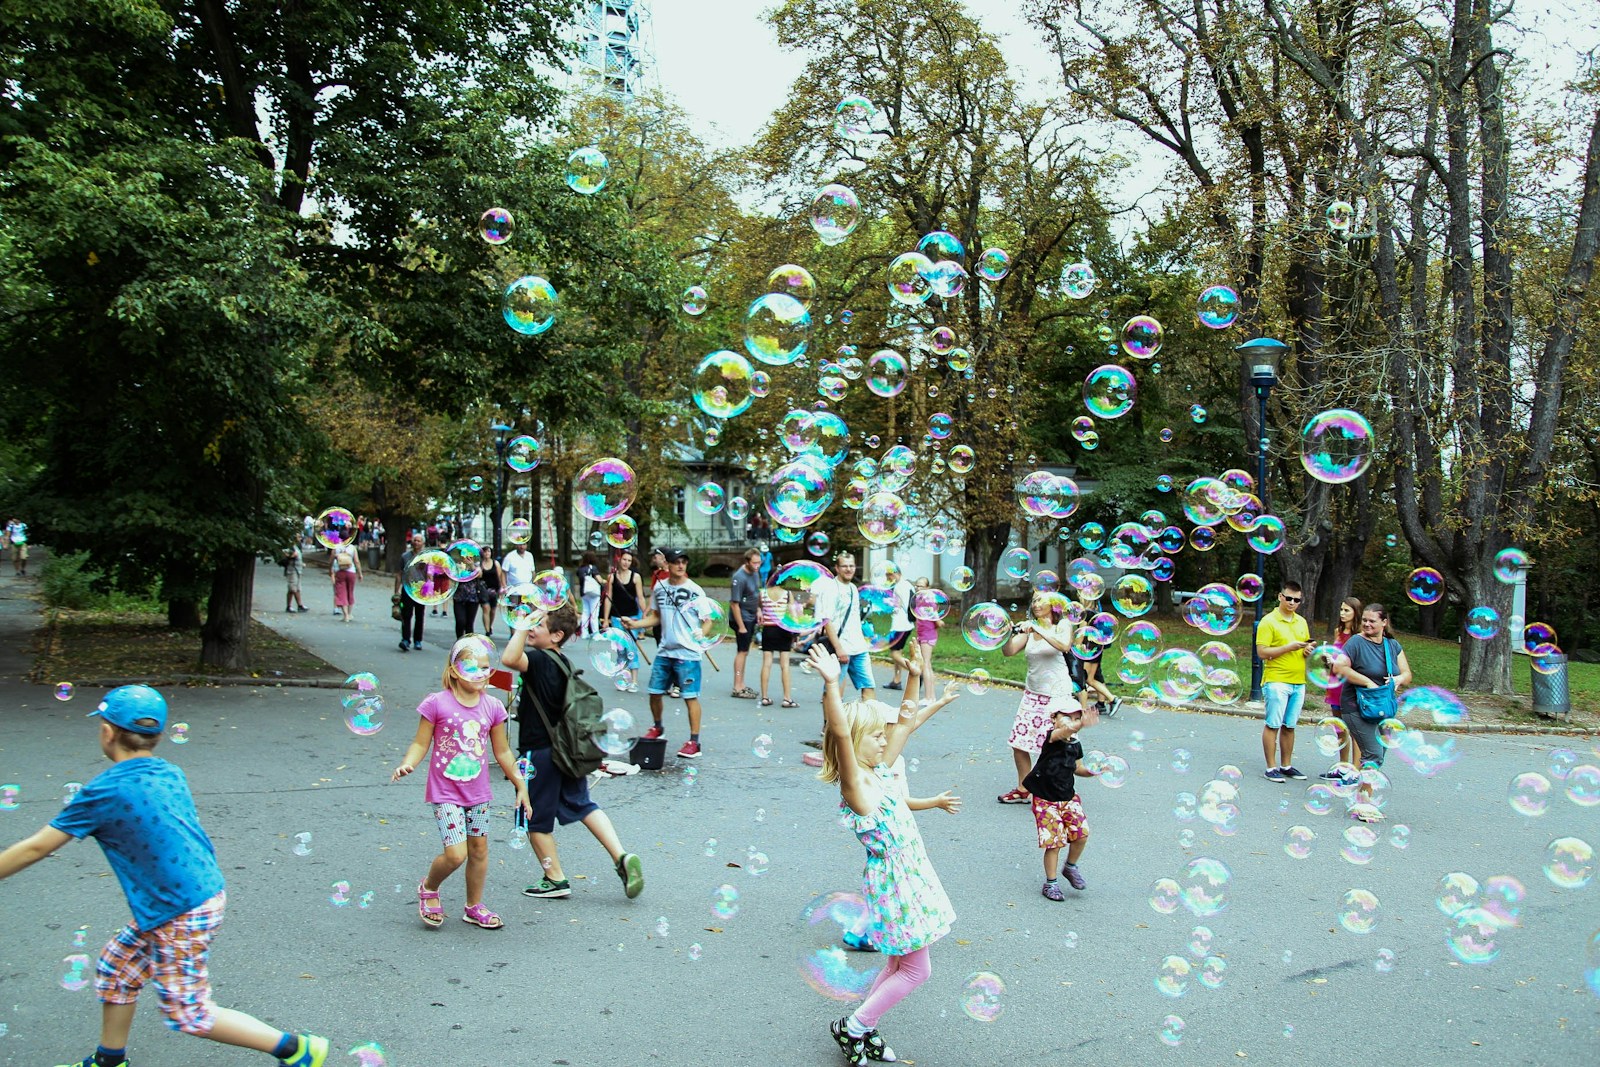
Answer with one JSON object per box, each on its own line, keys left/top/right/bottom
{"left": 811, "top": 646, "right": 871, "bottom": 816}
{"left": 501, "top": 619, "right": 531, "bottom": 672}
{"left": 885, "top": 680, "right": 960, "bottom": 766}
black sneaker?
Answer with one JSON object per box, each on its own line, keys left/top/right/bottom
{"left": 883, "top": 681, "right": 903, "bottom": 691}
{"left": 1263, "top": 768, "right": 1287, "bottom": 783}
{"left": 830, "top": 1018, "right": 868, "bottom": 1066}
{"left": 398, "top": 640, "right": 410, "bottom": 652}
{"left": 1282, "top": 766, "right": 1307, "bottom": 780}
{"left": 1107, "top": 697, "right": 1124, "bottom": 717}
{"left": 1318, "top": 769, "right": 1344, "bottom": 780}
{"left": 861, "top": 1029, "right": 896, "bottom": 1062}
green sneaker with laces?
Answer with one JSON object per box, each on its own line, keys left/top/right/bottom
{"left": 278, "top": 1035, "right": 330, "bottom": 1067}
{"left": 523, "top": 877, "right": 572, "bottom": 898}
{"left": 616, "top": 852, "right": 644, "bottom": 899}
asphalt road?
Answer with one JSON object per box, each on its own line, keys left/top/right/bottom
{"left": 0, "top": 561, "right": 1596, "bottom": 1067}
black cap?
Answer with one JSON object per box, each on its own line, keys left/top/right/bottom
{"left": 662, "top": 547, "right": 689, "bottom": 563}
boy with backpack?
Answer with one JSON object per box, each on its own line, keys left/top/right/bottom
{"left": 500, "top": 603, "right": 645, "bottom": 901}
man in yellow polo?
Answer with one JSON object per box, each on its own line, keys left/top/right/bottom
{"left": 1255, "top": 581, "right": 1312, "bottom": 783}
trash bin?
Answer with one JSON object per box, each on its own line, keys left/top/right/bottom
{"left": 1530, "top": 653, "right": 1571, "bottom": 719}
{"left": 367, "top": 546, "right": 382, "bottom": 572}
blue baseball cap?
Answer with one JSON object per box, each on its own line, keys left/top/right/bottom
{"left": 89, "top": 685, "right": 168, "bottom": 735}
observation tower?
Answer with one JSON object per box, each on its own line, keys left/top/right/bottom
{"left": 573, "top": 0, "right": 654, "bottom": 101}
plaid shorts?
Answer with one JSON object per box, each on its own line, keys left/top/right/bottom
{"left": 96, "top": 892, "right": 225, "bottom": 1034}
{"left": 433, "top": 801, "right": 492, "bottom": 848}
{"left": 1033, "top": 795, "right": 1089, "bottom": 849}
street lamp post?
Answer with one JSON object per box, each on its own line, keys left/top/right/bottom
{"left": 1237, "top": 337, "right": 1288, "bottom": 704}
{"left": 490, "top": 422, "right": 513, "bottom": 559}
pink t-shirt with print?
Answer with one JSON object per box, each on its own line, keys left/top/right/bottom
{"left": 418, "top": 689, "right": 508, "bottom": 807}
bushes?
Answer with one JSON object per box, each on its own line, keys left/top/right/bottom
{"left": 40, "top": 551, "right": 102, "bottom": 609}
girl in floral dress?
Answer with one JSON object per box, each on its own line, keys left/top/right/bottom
{"left": 812, "top": 645, "right": 958, "bottom": 1066}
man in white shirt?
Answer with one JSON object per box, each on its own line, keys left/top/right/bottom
{"left": 623, "top": 548, "right": 715, "bottom": 759}
{"left": 882, "top": 562, "right": 917, "bottom": 690}
{"left": 812, "top": 551, "right": 875, "bottom": 701}
{"left": 502, "top": 542, "right": 535, "bottom": 590}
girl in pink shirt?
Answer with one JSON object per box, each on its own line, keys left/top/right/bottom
{"left": 392, "top": 636, "right": 530, "bottom": 929}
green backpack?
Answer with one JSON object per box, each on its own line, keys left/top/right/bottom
{"left": 530, "top": 649, "right": 607, "bottom": 778}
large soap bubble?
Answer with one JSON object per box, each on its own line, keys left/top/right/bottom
{"left": 564, "top": 146, "right": 609, "bottom": 194}
{"left": 774, "top": 560, "right": 833, "bottom": 633}
{"left": 1061, "top": 261, "right": 1097, "bottom": 298}
{"left": 693, "top": 350, "right": 756, "bottom": 419}
{"left": 795, "top": 891, "right": 885, "bottom": 999}
{"left": 506, "top": 434, "right": 542, "bottom": 472}
{"left": 478, "top": 207, "right": 513, "bottom": 244}
{"left": 744, "top": 293, "right": 811, "bottom": 366}
{"left": 574, "top": 458, "right": 637, "bottom": 522}
{"left": 503, "top": 276, "right": 557, "bottom": 335}
{"left": 766, "top": 264, "right": 817, "bottom": 306}
{"left": 1083, "top": 365, "right": 1137, "bottom": 419}
{"left": 961, "top": 602, "right": 1012, "bottom": 651}
{"left": 315, "top": 507, "right": 356, "bottom": 550}
{"left": 833, "top": 94, "right": 879, "bottom": 139}
{"left": 1300, "top": 409, "right": 1374, "bottom": 484}
{"left": 810, "top": 186, "right": 861, "bottom": 245}
{"left": 867, "top": 349, "right": 908, "bottom": 398}
{"left": 402, "top": 551, "right": 456, "bottom": 606}
{"left": 1121, "top": 316, "right": 1163, "bottom": 359}
{"left": 767, "top": 457, "right": 834, "bottom": 528}
{"left": 886, "top": 252, "right": 935, "bottom": 306}
{"left": 1197, "top": 285, "right": 1239, "bottom": 328}
{"left": 858, "top": 492, "right": 907, "bottom": 545}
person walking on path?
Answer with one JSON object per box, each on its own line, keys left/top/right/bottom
{"left": 998, "top": 592, "right": 1087, "bottom": 804}
{"left": 575, "top": 552, "right": 604, "bottom": 638}
{"left": 621, "top": 548, "right": 715, "bottom": 759}
{"left": 758, "top": 583, "right": 797, "bottom": 708}
{"left": 328, "top": 538, "right": 361, "bottom": 623}
{"left": 812, "top": 551, "right": 876, "bottom": 703}
{"left": 477, "top": 546, "right": 505, "bottom": 636}
{"left": 1333, "top": 603, "right": 1412, "bottom": 821}
{"left": 451, "top": 562, "right": 482, "bottom": 641}
{"left": 502, "top": 541, "right": 535, "bottom": 592}
{"left": 728, "top": 548, "right": 762, "bottom": 699}
{"left": 395, "top": 535, "right": 427, "bottom": 652}
{"left": 814, "top": 646, "right": 956, "bottom": 1067}
{"left": 390, "top": 637, "right": 530, "bottom": 930}
{"left": 281, "top": 545, "right": 309, "bottom": 613}
{"left": 6, "top": 517, "right": 28, "bottom": 577}
{"left": 599, "top": 549, "right": 645, "bottom": 693}
{"left": 0, "top": 685, "right": 335, "bottom": 1067}
{"left": 1255, "top": 580, "right": 1313, "bottom": 783}
{"left": 883, "top": 562, "right": 918, "bottom": 691}
{"left": 500, "top": 603, "right": 645, "bottom": 902}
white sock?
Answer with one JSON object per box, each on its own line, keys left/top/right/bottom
{"left": 847, "top": 1015, "right": 869, "bottom": 1039}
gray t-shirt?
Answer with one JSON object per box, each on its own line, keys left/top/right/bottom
{"left": 653, "top": 578, "right": 709, "bottom": 661}
{"left": 729, "top": 566, "right": 761, "bottom": 624}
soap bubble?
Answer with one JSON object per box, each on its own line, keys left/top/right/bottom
{"left": 1568, "top": 764, "right": 1600, "bottom": 805}
{"left": 1149, "top": 648, "right": 1205, "bottom": 702}
{"left": 1149, "top": 877, "right": 1183, "bottom": 914}
{"left": 1465, "top": 606, "right": 1501, "bottom": 640}
{"left": 1198, "top": 955, "right": 1227, "bottom": 990}
{"left": 506, "top": 434, "right": 542, "bottom": 472}
{"left": 1544, "top": 836, "right": 1595, "bottom": 889}
{"left": 947, "top": 566, "right": 975, "bottom": 592}
{"left": 695, "top": 482, "right": 726, "bottom": 516}
{"left": 1341, "top": 824, "right": 1379, "bottom": 865}
{"left": 1112, "top": 574, "right": 1155, "bottom": 618}
{"left": 834, "top": 95, "right": 879, "bottom": 138}
{"left": 866, "top": 350, "right": 908, "bottom": 398}
{"left": 927, "top": 412, "right": 953, "bottom": 439}
{"left": 1000, "top": 546, "right": 1031, "bottom": 581}
{"left": 912, "top": 587, "right": 951, "bottom": 622}
{"left": 1508, "top": 771, "right": 1552, "bottom": 816}
{"left": 478, "top": 207, "right": 514, "bottom": 244}
{"left": 795, "top": 891, "right": 885, "bottom": 999}
{"left": 1398, "top": 685, "right": 1468, "bottom": 725}
{"left": 886, "top": 252, "right": 935, "bottom": 306}
{"left": 711, "top": 884, "right": 741, "bottom": 920}
{"left": 767, "top": 264, "right": 817, "bottom": 307}
{"left": 1436, "top": 872, "right": 1481, "bottom": 917}
{"left": 329, "top": 880, "right": 352, "bottom": 907}
{"left": 1326, "top": 199, "right": 1355, "bottom": 233}
{"left": 1481, "top": 874, "right": 1527, "bottom": 927}
{"left": 402, "top": 550, "right": 456, "bottom": 606}
{"left": 443, "top": 539, "right": 483, "bottom": 582}
{"left": 1197, "top": 285, "right": 1239, "bottom": 328}
{"left": 857, "top": 492, "right": 907, "bottom": 546}
{"left": 605, "top": 516, "right": 638, "bottom": 549}
{"left": 1159, "top": 1015, "right": 1186, "bottom": 1046}
{"left": 315, "top": 507, "right": 357, "bottom": 550}
{"left": 977, "top": 247, "right": 1012, "bottom": 280}
{"left": 775, "top": 560, "right": 834, "bottom": 632}
{"left": 60, "top": 953, "right": 91, "bottom": 991}
{"left": 528, "top": 569, "right": 571, "bottom": 610}
{"left": 1247, "top": 515, "right": 1286, "bottom": 554}
{"left": 1405, "top": 567, "right": 1444, "bottom": 605}
{"left": 810, "top": 185, "right": 861, "bottom": 245}
{"left": 1190, "top": 405, "right": 1207, "bottom": 423}
{"left": 959, "top": 971, "right": 1006, "bottom": 1022}
{"left": 948, "top": 444, "right": 975, "bottom": 474}
{"left": 54, "top": 682, "right": 73, "bottom": 701}
{"left": 1300, "top": 409, "right": 1374, "bottom": 484}
{"left": 1061, "top": 260, "right": 1097, "bottom": 298}
{"left": 1283, "top": 825, "right": 1316, "bottom": 859}
{"left": 565, "top": 145, "right": 609, "bottom": 194}
{"left": 744, "top": 293, "right": 811, "bottom": 366}
{"left": 587, "top": 630, "right": 640, "bottom": 678}
{"left": 1083, "top": 364, "right": 1137, "bottom": 419}
{"left": 575, "top": 459, "right": 637, "bottom": 522}
{"left": 1, "top": 785, "right": 20, "bottom": 810}
{"left": 1121, "top": 316, "right": 1163, "bottom": 359}
{"left": 502, "top": 276, "right": 558, "bottom": 335}
{"left": 1494, "top": 547, "right": 1529, "bottom": 584}
{"left": 450, "top": 635, "right": 495, "bottom": 683}
{"left": 1155, "top": 955, "right": 1191, "bottom": 997}
{"left": 682, "top": 286, "right": 709, "bottom": 315}
{"left": 961, "top": 602, "right": 1012, "bottom": 651}
{"left": 1447, "top": 907, "right": 1502, "bottom": 964}
{"left": 1179, "top": 856, "right": 1231, "bottom": 917}
{"left": 967, "top": 668, "right": 991, "bottom": 696}
{"left": 693, "top": 351, "right": 756, "bottom": 420}
{"left": 1339, "top": 888, "right": 1380, "bottom": 933}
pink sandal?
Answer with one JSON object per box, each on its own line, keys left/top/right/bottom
{"left": 462, "top": 903, "right": 503, "bottom": 929}
{"left": 417, "top": 881, "right": 443, "bottom": 928}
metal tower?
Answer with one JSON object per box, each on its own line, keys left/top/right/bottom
{"left": 573, "top": 0, "right": 654, "bottom": 101}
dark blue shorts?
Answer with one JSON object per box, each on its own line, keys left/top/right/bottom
{"left": 522, "top": 747, "right": 599, "bottom": 834}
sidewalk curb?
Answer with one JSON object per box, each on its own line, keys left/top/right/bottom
{"left": 61, "top": 675, "right": 350, "bottom": 689}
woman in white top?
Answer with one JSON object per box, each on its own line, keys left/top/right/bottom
{"left": 998, "top": 593, "right": 1087, "bottom": 803}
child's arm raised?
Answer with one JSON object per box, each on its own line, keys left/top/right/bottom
{"left": 391, "top": 716, "right": 437, "bottom": 783}
{"left": 884, "top": 679, "right": 960, "bottom": 766}
{"left": 489, "top": 720, "right": 532, "bottom": 820}
{"left": 500, "top": 613, "right": 534, "bottom": 672}
{"left": 811, "top": 646, "right": 871, "bottom": 816}
{"left": 902, "top": 652, "right": 922, "bottom": 707}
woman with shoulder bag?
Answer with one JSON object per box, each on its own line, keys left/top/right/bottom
{"left": 1333, "top": 602, "right": 1412, "bottom": 822}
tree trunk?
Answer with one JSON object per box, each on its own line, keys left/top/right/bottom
{"left": 199, "top": 551, "right": 255, "bottom": 669}
{"left": 1457, "top": 565, "right": 1514, "bottom": 693}
{"left": 556, "top": 473, "right": 574, "bottom": 568}
{"left": 166, "top": 597, "right": 202, "bottom": 630}
{"left": 966, "top": 520, "right": 1011, "bottom": 607}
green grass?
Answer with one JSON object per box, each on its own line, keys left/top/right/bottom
{"left": 911, "top": 610, "right": 1600, "bottom": 718}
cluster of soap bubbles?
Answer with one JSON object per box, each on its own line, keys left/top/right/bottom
{"left": 1434, "top": 871, "right": 1531, "bottom": 964}
{"left": 1149, "top": 857, "right": 1233, "bottom": 919}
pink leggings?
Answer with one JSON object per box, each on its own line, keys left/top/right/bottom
{"left": 852, "top": 947, "right": 931, "bottom": 1030}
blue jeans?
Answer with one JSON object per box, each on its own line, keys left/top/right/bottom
{"left": 647, "top": 655, "right": 702, "bottom": 699}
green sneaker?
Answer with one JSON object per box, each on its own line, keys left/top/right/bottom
{"left": 279, "top": 1035, "right": 330, "bottom": 1067}
{"left": 55, "top": 1057, "right": 128, "bottom": 1067}
{"left": 523, "top": 877, "right": 571, "bottom": 898}
{"left": 616, "top": 852, "right": 644, "bottom": 899}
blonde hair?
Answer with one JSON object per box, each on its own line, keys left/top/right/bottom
{"left": 441, "top": 638, "right": 492, "bottom": 694}
{"left": 817, "top": 700, "right": 889, "bottom": 784}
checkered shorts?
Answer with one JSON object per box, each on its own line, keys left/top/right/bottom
{"left": 96, "top": 892, "right": 225, "bottom": 1034}
{"left": 1032, "top": 795, "right": 1089, "bottom": 849}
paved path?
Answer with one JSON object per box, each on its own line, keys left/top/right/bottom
{"left": 0, "top": 561, "right": 1596, "bottom": 1065}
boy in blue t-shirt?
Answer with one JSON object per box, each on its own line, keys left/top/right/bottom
{"left": 0, "top": 685, "right": 332, "bottom": 1067}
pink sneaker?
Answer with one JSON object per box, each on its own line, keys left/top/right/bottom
{"left": 643, "top": 725, "right": 665, "bottom": 741}
{"left": 676, "top": 740, "right": 701, "bottom": 759}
